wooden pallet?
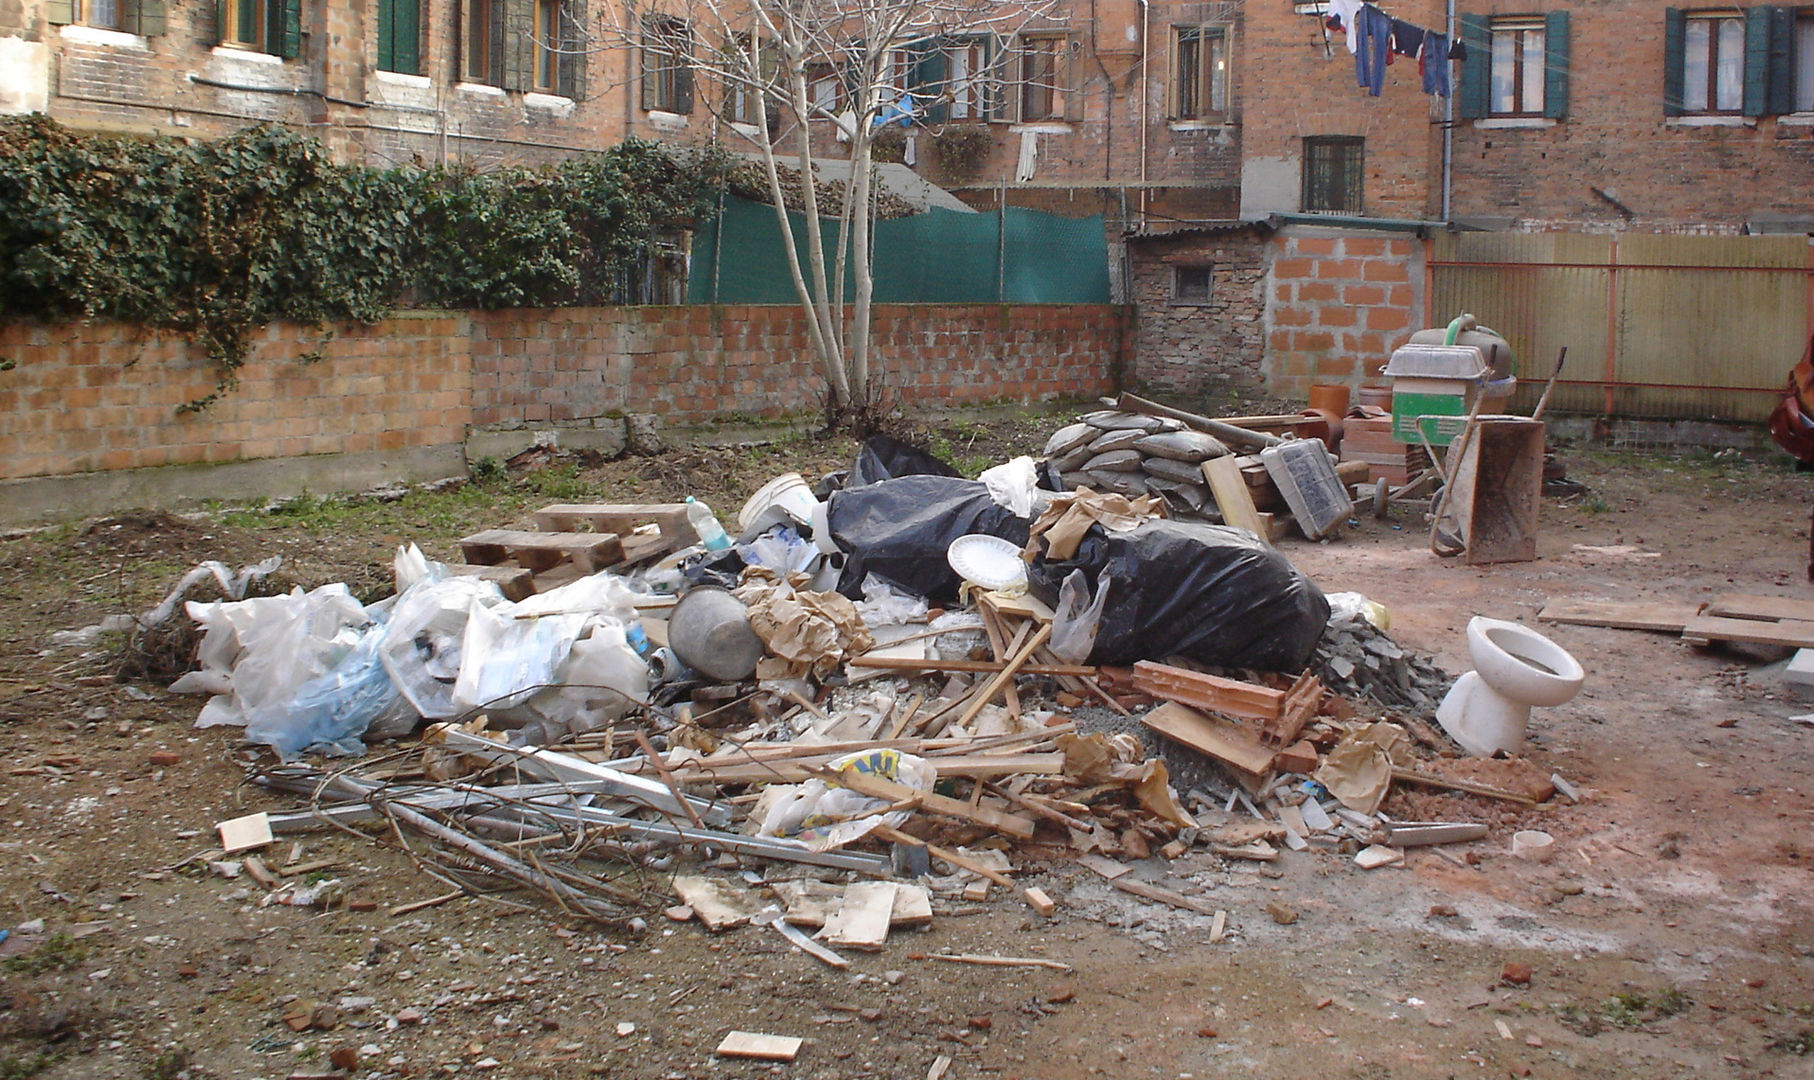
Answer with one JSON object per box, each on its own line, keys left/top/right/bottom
{"left": 1682, "top": 594, "right": 1814, "bottom": 648}
{"left": 531, "top": 503, "right": 698, "bottom": 566}
{"left": 457, "top": 529, "right": 624, "bottom": 574}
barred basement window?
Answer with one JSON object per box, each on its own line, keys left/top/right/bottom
{"left": 1173, "top": 266, "right": 1213, "bottom": 304}
{"left": 1302, "top": 135, "right": 1363, "bottom": 214}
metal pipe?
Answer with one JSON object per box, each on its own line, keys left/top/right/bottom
{"left": 1442, "top": 0, "right": 1455, "bottom": 220}
{"left": 1137, "top": 0, "right": 1150, "bottom": 228}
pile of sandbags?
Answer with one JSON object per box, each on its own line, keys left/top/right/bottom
{"left": 1044, "top": 410, "right": 1231, "bottom": 519}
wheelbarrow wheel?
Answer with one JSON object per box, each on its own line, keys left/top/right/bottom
{"left": 1373, "top": 480, "right": 1390, "bottom": 518}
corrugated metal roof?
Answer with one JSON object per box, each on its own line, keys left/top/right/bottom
{"left": 1124, "top": 219, "right": 1275, "bottom": 242}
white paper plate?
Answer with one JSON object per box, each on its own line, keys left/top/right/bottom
{"left": 946, "top": 534, "right": 1028, "bottom": 592}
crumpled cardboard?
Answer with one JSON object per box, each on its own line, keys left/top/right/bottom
{"left": 734, "top": 568, "right": 875, "bottom": 680}
{"left": 1026, "top": 488, "right": 1168, "bottom": 562}
{"left": 1057, "top": 731, "right": 1143, "bottom": 784}
{"left": 1315, "top": 722, "right": 1414, "bottom": 815}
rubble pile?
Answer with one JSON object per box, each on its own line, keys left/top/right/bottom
{"left": 144, "top": 403, "right": 1577, "bottom": 962}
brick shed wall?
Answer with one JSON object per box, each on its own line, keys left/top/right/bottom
{"left": 0, "top": 304, "right": 1126, "bottom": 482}
{"left": 1263, "top": 228, "right": 1427, "bottom": 399}
{"left": 1126, "top": 229, "right": 1272, "bottom": 397}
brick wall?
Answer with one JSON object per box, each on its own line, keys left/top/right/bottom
{"left": 1447, "top": 3, "right": 1814, "bottom": 231}
{"left": 1126, "top": 227, "right": 1272, "bottom": 397}
{"left": 1263, "top": 228, "right": 1426, "bottom": 398}
{"left": 0, "top": 305, "right": 1126, "bottom": 481}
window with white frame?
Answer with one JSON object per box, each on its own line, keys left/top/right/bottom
{"left": 1489, "top": 17, "right": 1546, "bottom": 115}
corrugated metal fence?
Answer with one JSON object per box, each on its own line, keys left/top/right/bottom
{"left": 1428, "top": 233, "right": 1813, "bottom": 422}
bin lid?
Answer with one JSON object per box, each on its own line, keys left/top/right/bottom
{"left": 1383, "top": 343, "right": 1488, "bottom": 380}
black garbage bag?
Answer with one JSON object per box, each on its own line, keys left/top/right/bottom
{"left": 1029, "top": 519, "right": 1328, "bottom": 672}
{"left": 827, "top": 475, "right": 1030, "bottom": 602}
{"left": 848, "top": 435, "right": 962, "bottom": 488}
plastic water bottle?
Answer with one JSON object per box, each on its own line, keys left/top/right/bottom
{"left": 625, "top": 621, "right": 652, "bottom": 657}
{"left": 685, "top": 496, "right": 731, "bottom": 551}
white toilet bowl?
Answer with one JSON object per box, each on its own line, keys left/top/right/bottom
{"left": 1437, "top": 617, "right": 1585, "bottom": 756}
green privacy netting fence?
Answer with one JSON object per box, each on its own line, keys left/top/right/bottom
{"left": 688, "top": 195, "right": 1111, "bottom": 304}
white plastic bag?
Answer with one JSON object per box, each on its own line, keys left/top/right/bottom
{"left": 378, "top": 576, "right": 505, "bottom": 719}
{"left": 1050, "top": 569, "right": 1111, "bottom": 665}
{"left": 450, "top": 572, "right": 640, "bottom": 717}
{"left": 176, "top": 584, "right": 372, "bottom": 729}
{"left": 979, "top": 456, "right": 1042, "bottom": 518}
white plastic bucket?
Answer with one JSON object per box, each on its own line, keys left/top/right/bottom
{"left": 738, "top": 472, "right": 820, "bottom": 534}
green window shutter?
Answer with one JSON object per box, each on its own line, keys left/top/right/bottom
{"left": 394, "top": 0, "right": 420, "bottom": 74}
{"left": 1456, "top": 14, "right": 1491, "bottom": 120}
{"left": 1743, "top": 5, "right": 1772, "bottom": 117}
{"left": 911, "top": 38, "right": 948, "bottom": 122}
{"left": 136, "top": 0, "right": 165, "bottom": 35}
{"left": 556, "top": 0, "right": 584, "bottom": 99}
{"left": 640, "top": 28, "right": 658, "bottom": 109}
{"left": 1543, "top": 10, "right": 1569, "bottom": 119}
{"left": 214, "top": 0, "right": 226, "bottom": 44}
{"left": 1768, "top": 7, "right": 1795, "bottom": 115}
{"left": 487, "top": 0, "right": 506, "bottom": 86}
{"left": 272, "top": 0, "right": 301, "bottom": 58}
{"left": 377, "top": 0, "right": 395, "bottom": 71}
{"left": 985, "top": 35, "right": 1002, "bottom": 120}
{"left": 46, "top": 0, "right": 74, "bottom": 24}
{"left": 673, "top": 27, "right": 693, "bottom": 112}
{"left": 1663, "top": 8, "right": 1685, "bottom": 116}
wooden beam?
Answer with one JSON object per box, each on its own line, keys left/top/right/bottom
{"left": 816, "top": 768, "right": 1037, "bottom": 839}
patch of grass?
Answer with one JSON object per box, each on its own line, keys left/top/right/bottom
{"left": 0, "top": 933, "right": 88, "bottom": 976}
{"left": 0, "top": 1051, "right": 61, "bottom": 1079}
{"left": 1769, "top": 1029, "right": 1814, "bottom": 1055}
{"left": 144, "top": 1047, "right": 189, "bottom": 1080}
{"left": 1577, "top": 493, "right": 1612, "bottom": 514}
{"left": 1600, "top": 988, "right": 1692, "bottom": 1029}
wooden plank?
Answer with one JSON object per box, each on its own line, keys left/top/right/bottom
{"left": 819, "top": 768, "right": 1037, "bottom": 839}
{"left": 1682, "top": 614, "right": 1814, "bottom": 649}
{"left": 1131, "top": 661, "right": 1284, "bottom": 722}
{"left": 715, "top": 1032, "right": 802, "bottom": 1061}
{"left": 1704, "top": 594, "right": 1814, "bottom": 623}
{"left": 891, "top": 884, "right": 934, "bottom": 928}
{"left": 1107, "top": 876, "right": 1220, "bottom": 916}
{"left": 842, "top": 656, "right": 1097, "bottom": 677}
{"left": 444, "top": 563, "right": 536, "bottom": 602}
{"left": 1140, "top": 702, "right": 1276, "bottom": 777}
{"left": 821, "top": 881, "right": 896, "bottom": 951}
{"left": 672, "top": 875, "right": 765, "bottom": 932}
{"left": 1203, "top": 455, "right": 1271, "bottom": 543}
{"left": 1537, "top": 598, "right": 1707, "bottom": 633}
{"left": 949, "top": 624, "right": 1052, "bottom": 734}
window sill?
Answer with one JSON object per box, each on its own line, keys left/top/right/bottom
{"left": 210, "top": 45, "right": 283, "bottom": 64}
{"left": 1665, "top": 115, "right": 1755, "bottom": 128}
{"left": 1010, "top": 122, "right": 1072, "bottom": 134}
{"left": 1170, "top": 300, "right": 1214, "bottom": 307}
{"left": 524, "top": 91, "right": 573, "bottom": 114}
{"left": 728, "top": 121, "right": 762, "bottom": 138}
{"left": 59, "top": 24, "right": 149, "bottom": 49}
{"left": 1779, "top": 113, "right": 1814, "bottom": 127}
{"left": 1169, "top": 119, "right": 1233, "bottom": 132}
{"left": 373, "top": 70, "right": 430, "bottom": 87}
{"left": 457, "top": 81, "right": 507, "bottom": 96}
{"left": 1473, "top": 116, "right": 1557, "bottom": 129}
{"left": 645, "top": 109, "right": 690, "bottom": 129}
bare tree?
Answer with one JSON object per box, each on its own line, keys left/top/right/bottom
{"left": 583, "top": 0, "right": 1061, "bottom": 431}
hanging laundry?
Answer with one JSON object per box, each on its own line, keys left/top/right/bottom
{"left": 1389, "top": 18, "right": 1425, "bottom": 59}
{"left": 1353, "top": 4, "right": 1393, "bottom": 96}
{"left": 1325, "top": 0, "right": 1362, "bottom": 54}
{"left": 1447, "top": 36, "right": 1467, "bottom": 62}
{"left": 1421, "top": 31, "right": 1451, "bottom": 97}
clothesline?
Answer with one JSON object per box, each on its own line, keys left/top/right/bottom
{"left": 1320, "top": 0, "right": 1459, "bottom": 98}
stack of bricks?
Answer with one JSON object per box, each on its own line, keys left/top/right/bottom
{"left": 1340, "top": 415, "right": 1430, "bottom": 486}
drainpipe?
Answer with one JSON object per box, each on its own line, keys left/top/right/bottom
{"left": 1441, "top": 0, "right": 1455, "bottom": 220}
{"left": 1138, "top": 0, "right": 1149, "bottom": 227}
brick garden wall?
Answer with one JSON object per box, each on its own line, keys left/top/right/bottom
{"left": 0, "top": 304, "right": 1127, "bottom": 482}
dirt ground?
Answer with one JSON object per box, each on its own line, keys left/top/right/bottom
{"left": 3, "top": 414, "right": 1814, "bottom": 1080}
